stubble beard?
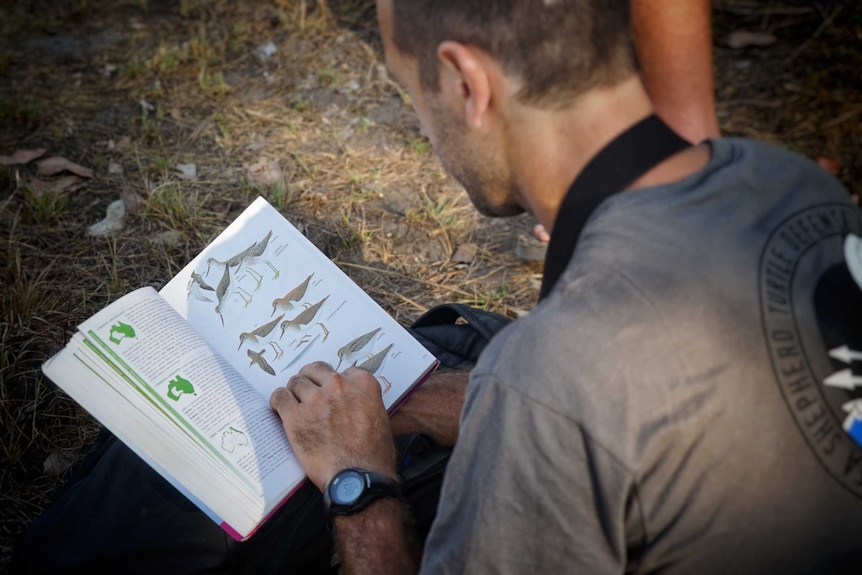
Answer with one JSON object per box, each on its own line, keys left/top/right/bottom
{"left": 429, "top": 100, "right": 525, "bottom": 219}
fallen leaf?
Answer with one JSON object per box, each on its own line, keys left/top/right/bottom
{"left": 37, "top": 156, "right": 94, "bottom": 178}
{"left": 175, "top": 163, "right": 197, "bottom": 180}
{"left": 169, "top": 107, "right": 182, "bottom": 120}
{"left": 451, "top": 243, "right": 478, "bottom": 264}
{"left": 816, "top": 156, "right": 841, "bottom": 176}
{"left": 108, "top": 162, "right": 123, "bottom": 175}
{"left": 724, "top": 30, "right": 777, "bottom": 49}
{"left": 244, "top": 157, "right": 282, "bottom": 187}
{"left": 0, "top": 148, "right": 48, "bottom": 166}
{"left": 24, "top": 175, "right": 84, "bottom": 196}
{"left": 87, "top": 199, "right": 126, "bottom": 237}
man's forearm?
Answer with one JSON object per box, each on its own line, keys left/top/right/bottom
{"left": 631, "top": 0, "right": 720, "bottom": 143}
{"left": 389, "top": 370, "right": 468, "bottom": 446}
{"left": 333, "top": 498, "right": 421, "bottom": 575}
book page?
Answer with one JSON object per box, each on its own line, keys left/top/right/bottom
{"left": 160, "top": 196, "right": 437, "bottom": 404}
{"left": 75, "top": 286, "right": 305, "bottom": 503}
{"left": 43, "top": 336, "right": 267, "bottom": 538}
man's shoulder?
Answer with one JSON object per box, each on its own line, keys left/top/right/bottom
{"left": 710, "top": 137, "right": 846, "bottom": 193}
{"left": 474, "top": 261, "right": 669, "bottom": 398}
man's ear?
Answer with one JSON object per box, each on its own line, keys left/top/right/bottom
{"left": 436, "top": 41, "right": 492, "bottom": 129}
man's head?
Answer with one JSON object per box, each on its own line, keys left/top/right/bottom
{"left": 377, "top": 0, "right": 637, "bottom": 217}
{"left": 385, "top": 0, "right": 635, "bottom": 109}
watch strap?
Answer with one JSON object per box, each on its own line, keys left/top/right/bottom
{"left": 324, "top": 468, "right": 402, "bottom": 517}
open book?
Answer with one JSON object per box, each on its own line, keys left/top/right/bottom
{"left": 42, "top": 196, "right": 439, "bottom": 541}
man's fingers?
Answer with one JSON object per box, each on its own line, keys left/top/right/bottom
{"left": 270, "top": 373, "right": 324, "bottom": 414}
{"left": 286, "top": 373, "right": 321, "bottom": 402}
{"left": 298, "top": 360, "right": 336, "bottom": 382}
{"left": 270, "top": 386, "right": 297, "bottom": 413}
{"left": 343, "top": 366, "right": 385, "bottom": 393}
{"left": 272, "top": 361, "right": 381, "bottom": 417}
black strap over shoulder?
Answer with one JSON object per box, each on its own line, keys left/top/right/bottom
{"left": 540, "top": 115, "right": 691, "bottom": 300}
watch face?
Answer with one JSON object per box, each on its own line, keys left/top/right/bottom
{"left": 331, "top": 470, "right": 365, "bottom": 505}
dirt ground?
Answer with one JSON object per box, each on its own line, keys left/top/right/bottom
{"left": 0, "top": 0, "right": 860, "bottom": 569}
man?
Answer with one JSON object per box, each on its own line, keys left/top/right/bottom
{"left": 269, "top": 0, "right": 862, "bottom": 573}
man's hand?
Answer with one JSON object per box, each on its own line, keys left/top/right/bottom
{"left": 270, "top": 361, "right": 397, "bottom": 491}
{"left": 271, "top": 362, "right": 420, "bottom": 575}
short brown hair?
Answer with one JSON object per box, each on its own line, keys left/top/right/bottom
{"left": 391, "top": 0, "right": 636, "bottom": 108}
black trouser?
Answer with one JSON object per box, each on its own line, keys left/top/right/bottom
{"left": 12, "top": 428, "right": 450, "bottom": 574}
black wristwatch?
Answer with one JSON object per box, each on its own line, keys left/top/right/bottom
{"left": 324, "top": 468, "right": 402, "bottom": 517}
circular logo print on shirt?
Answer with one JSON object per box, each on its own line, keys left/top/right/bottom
{"left": 759, "top": 204, "right": 862, "bottom": 499}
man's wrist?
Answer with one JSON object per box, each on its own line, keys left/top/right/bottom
{"left": 324, "top": 467, "right": 402, "bottom": 519}
{"left": 331, "top": 495, "right": 406, "bottom": 528}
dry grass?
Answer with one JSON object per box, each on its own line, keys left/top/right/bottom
{"left": 712, "top": 0, "right": 862, "bottom": 196}
{"left": 0, "top": 0, "right": 860, "bottom": 570}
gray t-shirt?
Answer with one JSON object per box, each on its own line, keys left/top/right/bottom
{"left": 421, "top": 138, "right": 862, "bottom": 574}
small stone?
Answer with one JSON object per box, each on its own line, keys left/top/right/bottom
{"left": 514, "top": 233, "right": 547, "bottom": 261}
{"left": 451, "top": 243, "right": 478, "bottom": 264}
{"left": 87, "top": 199, "right": 126, "bottom": 237}
{"left": 724, "top": 30, "right": 777, "bottom": 49}
{"left": 175, "top": 163, "right": 197, "bottom": 180}
{"left": 254, "top": 41, "right": 277, "bottom": 62}
{"left": 43, "top": 449, "right": 80, "bottom": 476}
